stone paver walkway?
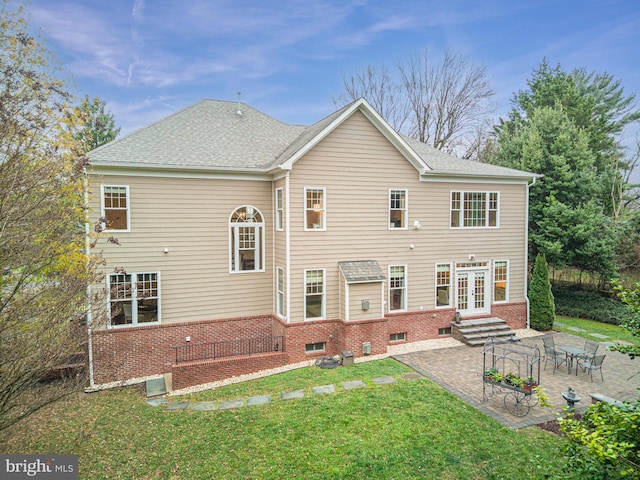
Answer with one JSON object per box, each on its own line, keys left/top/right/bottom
{"left": 146, "top": 331, "right": 639, "bottom": 430}
{"left": 393, "top": 331, "right": 640, "bottom": 429}
{"left": 148, "top": 372, "right": 424, "bottom": 412}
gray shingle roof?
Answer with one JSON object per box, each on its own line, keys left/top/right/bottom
{"left": 88, "top": 99, "right": 306, "bottom": 170}
{"left": 339, "top": 260, "right": 386, "bottom": 283}
{"left": 89, "top": 98, "right": 536, "bottom": 180}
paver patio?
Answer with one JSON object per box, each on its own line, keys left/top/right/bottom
{"left": 394, "top": 331, "right": 640, "bottom": 428}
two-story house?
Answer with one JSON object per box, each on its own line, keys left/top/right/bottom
{"left": 86, "top": 98, "right": 536, "bottom": 391}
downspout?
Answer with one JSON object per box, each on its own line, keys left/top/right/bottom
{"left": 285, "top": 172, "right": 291, "bottom": 323}
{"left": 83, "top": 166, "right": 95, "bottom": 390}
{"left": 524, "top": 176, "right": 537, "bottom": 329}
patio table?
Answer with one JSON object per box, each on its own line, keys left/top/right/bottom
{"left": 559, "top": 345, "right": 587, "bottom": 374}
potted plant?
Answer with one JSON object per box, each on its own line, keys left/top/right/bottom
{"left": 524, "top": 376, "right": 537, "bottom": 391}
{"left": 483, "top": 368, "right": 502, "bottom": 383}
{"left": 505, "top": 372, "right": 525, "bottom": 388}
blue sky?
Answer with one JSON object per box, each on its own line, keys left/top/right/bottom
{"left": 28, "top": 0, "right": 640, "bottom": 143}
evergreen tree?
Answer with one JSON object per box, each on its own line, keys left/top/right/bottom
{"left": 73, "top": 95, "right": 120, "bottom": 152}
{"left": 529, "top": 254, "right": 555, "bottom": 331}
{"left": 492, "top": 60, "right": 640, "bottom": 279}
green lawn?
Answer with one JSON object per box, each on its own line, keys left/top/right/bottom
{"left": 0, "top": 359, "right": 573, "bottom": 479}
{"left": 555, "top": 315, "right": 640, "bottom": 346}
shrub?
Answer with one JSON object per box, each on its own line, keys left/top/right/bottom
{"left": 529, "top": 254, "right": 555, "bottom": 331}
{"left": 552, "top": 287, "right": 627, "bottom": 325}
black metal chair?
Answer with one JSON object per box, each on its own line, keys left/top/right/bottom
{"left": 542, "top": 335, "right": 567, "bottom": 374}
{"left": 576, "top": 354, "right": 606, "bottom": 382}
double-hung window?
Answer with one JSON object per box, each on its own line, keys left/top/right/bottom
{"left": 389, "top": 265, "right": 406, "bottom": 311}
{"left": 305, "top": 269, "right": 325, "bottom": 320}
{"left": 277, "top": 267, "right": 285, "bottom": 318}
{"left": 389, "top": 190, "right": 407, "bottom": 229}
{"left": 493, "top": 260, "right": 509, "bottom": 303}
{"left": 229, "top": 206, "right": 264, "bottom": 272}
{"left": 436, "top": 263, "right": 452, "bottom": 307}
{"left": 101, "top": 185, "right": 129, "bottom": 231}
{"left": 305, "top": 188, "right": 325, "bottom": 230}
{"left": 275, "top": 188, "right": 284, "bottom": 231}
{"left": 450, "top": 191, "right": 499, "bottom": 228}
{"left": 108, "top": 272, "right": 159, "bottom": 326}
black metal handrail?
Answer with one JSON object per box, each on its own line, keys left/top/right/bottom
{"left": 174, "top": 336, "right": 284, "bottom": 363}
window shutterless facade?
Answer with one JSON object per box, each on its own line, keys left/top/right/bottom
{"left": 108, "top": 272, "right": 160, "bottom": 326}
{"left": 450, "top": 191, "right": 499, "bottom": 228}
{"left": 305, "top": 187, "right": 325, "bottom": 230}
{"left": 436, "top": 263, "right": 452, "bottom": 307}
{"left": 101, "top": 185, "right": 130, "bottom": 231}
{"left": 389, "top": 189, "right": 407, "bottom": 229}
{"left": 389, "top": 265, "right": 406, "bottom": 311}
{"left": 275, "top": 188, "right": 283, "bottom": 231}
{"left": 277, "top": 267, "right": 285, "bottom": 318}
{"left": 304, "top": 269, "right": 325, "bottom": 320}
{"left": 493, "top": 260, "right": 509, "bottom": 303}
{"left": 229, "top": 206, "right": 264, "bottom": 273}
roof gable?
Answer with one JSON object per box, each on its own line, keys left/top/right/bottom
{"left": 274, "top": 99, "right": 429, "bottom": 174}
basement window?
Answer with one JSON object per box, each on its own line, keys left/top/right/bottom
{"left": 305, "top": 342, "right": 326, "bottom": 353}
{"left": 438, "top": 327, "right": 452, "bottom": 336}
{"left": 389, "top": 332, "right": 407, "bottom": 342}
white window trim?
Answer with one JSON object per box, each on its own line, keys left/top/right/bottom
{"left": 107, "top": 272, "right": 161, "bottom": 328}
{"left": 304, "top": 187, "right": 326, "bottom": 231}
{"left": 276, "top": 267, "right": 285, "bottom": 319}
{"left": 493, "top": 260, "right": 509, "bottom": 304}
{"left": 450, "top": 191, "right": 500, "bottom": 229}
{"left": 304, "top": 268, "right": 325, "bottom": 320}
{"left": 228, "top": 205, "right": 266, "bottom": 274}
{"left": 100, "top": 185, "right": 130, "bottom": 233}
{"left": 389, "top": 189, "right": 408, "bottom": 230}
{"left": 388, "top": 264, "right": 407, "bottom": 312}
{"left": 435, "top": 262, "right": 453, "bottom": 308}
{"left": 275, "top": 188, "right": 284, "bottom": 231}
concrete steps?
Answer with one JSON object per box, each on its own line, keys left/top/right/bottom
{"left": 451, "top": 317, "right": 515, "bottom": 346}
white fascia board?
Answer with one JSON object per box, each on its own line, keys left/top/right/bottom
{"left": 88, "top": 164, "right": 273, "bottom": 182}
{"left": 419, "top": 172, "right": 538, "bottom": 185}
{"left": 277, "top": 99, "right": 430, "bottom": 174}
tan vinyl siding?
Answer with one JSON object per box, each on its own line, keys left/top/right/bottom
{"left": 88, "top": 174, "right": 274, "bottom": 326}
{"left": 348, "top": 283, "right": 384, "bottom": 321}
{"left": 286, "top": 111, "right": 528, "bottom": 322}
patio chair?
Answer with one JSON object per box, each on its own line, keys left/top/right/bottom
{"left": 576, "top": 340, "right": 599, "bottom": 362}
{"left": 576, "top": 354, "right": 606, "bottom": 382}
{"left": 541, "top": 335, "right": 567, "bottom": 374}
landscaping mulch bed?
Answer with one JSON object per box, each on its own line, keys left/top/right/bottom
{"left": 536, "top": 419, "right": 562, "bottom": 435}
{"left": 536, "top": 413, "right": 582, "bottom": 436}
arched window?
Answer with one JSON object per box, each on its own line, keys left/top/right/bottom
{"left": 229, "top": 206, "right": 264, "bottom": 273}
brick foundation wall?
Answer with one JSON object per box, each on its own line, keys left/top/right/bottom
{"left": 91, "top": 302, "right": 528, "bottom": 390}
{"left": 491, "top": 302, "right": 528, "bottom": 330}
{"left": 386, "top": 308, "right": 456, "bottom": 343}
{"left": 91, "top": 315, "right": 273, "bottom": 384}
{"left": 171, "top": 351, "right": 289, "bottom": 390}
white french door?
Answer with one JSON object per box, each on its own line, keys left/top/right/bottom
{"left": 456, "top": 269, "right": 489, "bottom": 316}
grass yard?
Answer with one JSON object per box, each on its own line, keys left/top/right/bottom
{"left": 554, "top": 315, "right": 640, "bottom": 346}
{"left": 0, "top": 359, "right": 572, "bottom": 479}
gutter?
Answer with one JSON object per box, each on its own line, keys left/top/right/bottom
{"left": 83, "top": 166, "right": 96, "bottom": 390}
{"left": 524, "top": 176, "right": 538, "bottom": 329}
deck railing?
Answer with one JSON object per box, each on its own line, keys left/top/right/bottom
{"left": 174, "top": 336, "right": 284, "bottom": 363}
